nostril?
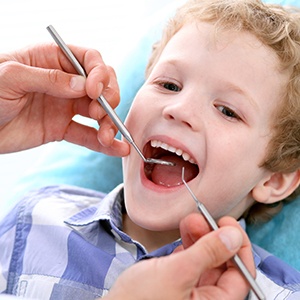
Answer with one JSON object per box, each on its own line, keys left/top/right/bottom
{"left": 183, "top": 121, "right": 192, "bottom": 128}
{"left": 165, "top": 113, "right": 175, "bottom": 121}
{"left": 165, "top": 113, "right": 192, "bottom": 128}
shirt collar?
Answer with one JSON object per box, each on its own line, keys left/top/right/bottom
{"left": 239, "top": 219, "right": 262, "bottom": 268}
{"left": 65, "top": 183, "right": 124, "bottom": 228}
{"left": 65, "top": 187, "right": 260, "bottom": 263}
{"left": 64, "top": 184, "right": 180, "bottom": 257}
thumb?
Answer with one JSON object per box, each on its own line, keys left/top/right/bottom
{"left": 180, "top": 226, "right": 243, "bottom": 275}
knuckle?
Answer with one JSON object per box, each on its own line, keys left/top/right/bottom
{"left": 0, "top": 61, "right": 22, "bottom": 77}
{"left": 47, "top": 69, "right": 61, "bottom": 85}
{"left": 86, "top": 48, "right": 103, "bottom": 61}
{"left": 95, "top": 63, "right": 109, "bottom": 78}
{"left": 107, "top": 65, "right": 116, "bottom": 76}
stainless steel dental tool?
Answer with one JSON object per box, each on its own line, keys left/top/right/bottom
{"left": 181, "top": 168, "right": 266, "bottom": 300}
{"left": 46, "top": 25, "right": 174, "bottom": 167}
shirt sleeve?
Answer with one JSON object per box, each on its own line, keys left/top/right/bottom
{"left": 0, "top": 203, "right": 19, "bottom": 293}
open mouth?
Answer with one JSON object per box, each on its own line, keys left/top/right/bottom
{"left": 144, "top": 140, "right": 199, "bottom": 187}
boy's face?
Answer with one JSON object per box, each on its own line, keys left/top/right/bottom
{"left": 122, "top": 22, "right": 290, "bottom": 235}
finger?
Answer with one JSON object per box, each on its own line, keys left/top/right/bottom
{"left": 217, "top": 217, "right": 255, "bottom": 276}
{"left": 179, "top": 213, "right": 211, "bottom": 249}
{"left": 70, "top": 46, "right": 120, "bottom": 102}
{"left": 181, "top": 226, "right": 251, "bottom": 300}
{"left": 198, "top": 218, "right": 255, "bottom": 299}
{"left": 70, "top": 46, "right": 106, "bottom": 80}
{"left": 88, "top": 99, "right": 121, "bottom": 146}
{"left": 64, "top": 120, "right": 130, "bottom": 156}
{"left": 88, "top": 71, "right": 120, "bottom": 116}
{"left": 184, "top": 226, "right": 243, "bottom": 273}
{"left": 0, "top": 61, "right": 86, "bottom": 99}
{"left": 168, "top": 226, "right": 243, "bottom": 281}
{"left": 156, "top": 226, "right": 245, "bottom": 299}
{"left": 66, "top": 47, "right": 121, "bottom": 128}
{"left": 179, "top": 214, "right": 255, "bottom": 297}
{"left": 100, "top": 66, "right": 120, "bottom": 109}
{"left": 89, "top": 98, "right": 106, "bottom": 120}
{"left": 97, "top": 115, "right": 118, "bottom": 147}
{"left": 180, "top": 214, "right": 255, "bottom": 278}
{"left": 72, "top": 97, "right": 92, "bottom": 119}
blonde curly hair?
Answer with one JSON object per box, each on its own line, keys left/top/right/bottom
{"left": 145, "top": 0, "right": 300, "bottom": 223}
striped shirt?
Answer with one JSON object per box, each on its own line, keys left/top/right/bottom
{"left": 0, "top": 184, "right": 300, "bottom": 299}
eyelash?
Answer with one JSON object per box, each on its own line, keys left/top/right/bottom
{"left": 216, "top": 105, "right": 241, "bottom": 120}
{"left": 157, "top": 80, "right": 181, "bottom": 92}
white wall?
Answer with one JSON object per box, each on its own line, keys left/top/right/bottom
{"left": 0, "top": 0, "right": 177, "bottom": 65}
{"left": 0, "top": 0, "right": 185, "bottom": 215}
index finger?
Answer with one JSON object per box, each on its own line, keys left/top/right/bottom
{"left": 69, "top": 46, "right": 116, "bottom": 98}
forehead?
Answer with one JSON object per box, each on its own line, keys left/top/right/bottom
{"left": 159, "top": 22, "right": 279, "bottom": 68}
{"left": 156, "top": 22, "right": 289, "bottom": 96}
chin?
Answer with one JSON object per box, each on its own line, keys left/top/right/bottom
{"left": 126, "top": 205, "right": 184, "bottom": 232}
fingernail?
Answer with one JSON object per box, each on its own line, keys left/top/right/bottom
{"left": 219, "top": 227, "right": 243, "bottom": 251}
{"left": 70, "top": 76, "right": 85, "bottom": 91}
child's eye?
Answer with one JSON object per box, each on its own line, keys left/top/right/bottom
{"left": 217, "top": 105, "right": 241, "bottom": 120}
{"left": 160, "top": 81, "right": 181, "bottom": 92}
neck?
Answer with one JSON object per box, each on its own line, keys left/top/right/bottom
{"left": 122, "top": 213, "right": 180, "bottom": 253}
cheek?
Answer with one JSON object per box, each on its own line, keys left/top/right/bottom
{"left": 198, "top": 137, "right": 267, "bottom": 214}
{"left": 124, "top": 107, "right": 136, "bottom": 129}
{"left": 125, "top": 87, "right": 161, "bottom": 127}
{"left": 124, "top": 100, "right": 147, "bottom": 132}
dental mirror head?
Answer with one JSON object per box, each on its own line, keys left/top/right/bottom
{"left": 145, "top": 158, "right": 175, "bottom": 166}
{"left": 131, "top": 140, "right": 175, "bottom": 166}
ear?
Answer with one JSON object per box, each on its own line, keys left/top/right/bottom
{"left": 252, "top": 170, "right": 300, "bottom": 204}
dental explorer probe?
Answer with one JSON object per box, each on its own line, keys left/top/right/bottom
{"left": 181, "top": 168, "right": 266, "bottom": 300}
{"left": 46, "top": 25, "right": 174, "bottom": 167}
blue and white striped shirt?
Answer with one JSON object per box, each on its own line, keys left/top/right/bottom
{"left": 0, "top": 184, "right": 300, "bottom": 299}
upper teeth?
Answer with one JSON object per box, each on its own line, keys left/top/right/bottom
{"left": 150, "top": 140, "right": 196, "bottom": 164}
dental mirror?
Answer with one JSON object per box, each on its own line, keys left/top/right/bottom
{"left": 47, "top": 25, "right": 175, "bottom": 167}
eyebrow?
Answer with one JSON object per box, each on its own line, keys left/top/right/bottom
{"left": 222, "top": 81, "right": 259, "bottom": 110}
{"left": 155, "top": 58, "right": 181, "bottom": 73}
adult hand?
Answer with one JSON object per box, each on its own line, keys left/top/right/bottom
{"left": 104, "top": 214, "right": 255, "bottom": 300}
{"left": 0, "top": 43, "right": 130, "bottom": 156}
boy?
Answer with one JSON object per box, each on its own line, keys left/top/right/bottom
{"left": 1, "top": 0, "right": 300, "bottom": 299}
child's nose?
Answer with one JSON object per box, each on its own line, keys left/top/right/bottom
{"left": 162, "top": 96, "right": 201, "bottom": 131}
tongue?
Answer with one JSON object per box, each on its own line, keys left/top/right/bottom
{"left": 151, "top": 155, "right": 198, "bottom": 187}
